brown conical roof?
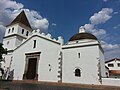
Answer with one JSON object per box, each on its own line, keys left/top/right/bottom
{"left": 10, "top": 10, "right": 32, "bottom": 29}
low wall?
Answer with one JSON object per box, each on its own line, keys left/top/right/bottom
{"left": 102, "top": 78, "right": 120, "bottom": 86}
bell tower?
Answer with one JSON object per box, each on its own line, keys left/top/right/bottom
{"left": 3, "top": 11, "right": 32, "bottom": 51}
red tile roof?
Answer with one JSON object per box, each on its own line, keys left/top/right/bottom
{"left": 109, "top": 70, "right": 120, "bottom": 75}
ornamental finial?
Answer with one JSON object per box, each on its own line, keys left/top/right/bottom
{"left": 79, "top": 26, "right": 85, "bottom": 33}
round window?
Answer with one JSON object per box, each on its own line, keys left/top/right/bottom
{"left": 7, "top": 41, "right": 9, "bottom": 45}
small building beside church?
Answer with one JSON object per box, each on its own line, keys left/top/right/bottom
{"left": 2, "top": 11, "right": 107, "bottom": 85}
{"left": 105, "top": 58, "right": 120, "bottom": 78}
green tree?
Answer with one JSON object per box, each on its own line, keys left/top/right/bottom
{"left": 0, "top": 43, "right": 7, "bottom": 79}
{"left": 0, "top": 43, "right": 7, "bottom": 61}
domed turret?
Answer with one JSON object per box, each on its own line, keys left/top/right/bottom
{"left": 69, "top": 26, "right": 97, "bottom": 41}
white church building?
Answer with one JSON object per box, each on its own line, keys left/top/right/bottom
{"left": 2, "top": 11, "right": 107, "bottom": 85}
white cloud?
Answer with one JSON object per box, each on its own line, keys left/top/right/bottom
{"left": 32, "top": 18, "right": 49, "bottom": 30}
{"left": 52, "top": 23, "right": 57, "bottom": 26}
{"left": 84, "top": 24, "right": 106, "bottom": 38}
{"left": 0, "top": 0, "right": 49, "bottom": 42}
{"left": 114, "top": 12, "right": 119, "bottom": 14}
{"left": 80, "top": 8, "right": 120, "bottom": 60}
{"left": 0, "top": 0, "right": 24, "bottom": 43}
{"left": 91, "top": 29, "right": 106, "bottom": 37}
{"left": 103, "top": 0, "right": 108, "bottom": 2}
{"left": 0, "top": 25, "right": 6, "bottom": 33}
{"left": 83, "top": 8, "right": 113, "bottom": 38}
{"left": 0, "top": 0, "right": 23, "bottom": 26}
{"left": 0, "top": 25, "right": 6, "bottom": 42}
{"left": 104, "top": 47, "right": 120, "bottom": 60}
{"left": 90, "top": 8, "right": 113, "bottom": 25}
{"left": 100, "top": 41, "right": 119, "bottom": 51}
{"left": 100, "top": 40, "right": 120, "bottom": 60}
{"left": 24, "top": 9, "right": 49, "bottom": 30}
{"left": 113, "top": 26, "right": 117, "bottom": 29}
{"left": 113, "top": 24, "right": 120, "bottom": 29}
{"left": 84, "top": 24, "right": 94, "bottom": 30}
{"left": 0, "top": 0, "right": 23, "bottom": 11}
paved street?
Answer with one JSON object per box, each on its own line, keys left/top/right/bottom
{"left": 0, "top": 81, "right": 98, "bottom": 90}
{"left": 0, "top": 80, "right": 120, "bottom": 90}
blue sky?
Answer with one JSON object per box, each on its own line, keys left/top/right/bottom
{"left": 0, "top": 0, "right": 120, "bottom": 60}
{"left": 15, "top": 0, "right": 120, "bottom": 41}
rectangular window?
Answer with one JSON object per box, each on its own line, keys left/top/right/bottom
{"left": 22, "top": 29, "right": 24, "bottom": 34}
{"left": 108, "top": 63, "right": 114, "bottom": 67}
{"left": 12, "top": 27, "right": 14, "bottom": 32}
{"left": 26, "top": 31, "right": 29, "bottom": 36}
{"left": 78, "top": 53, "right": 80, "bottom": 58}
{"left": 33, "top": 40, "right": 36, "bottom": 48}
{"left": 8, "top": 29, "right": 10, "bottom": 33}
{"left": 117, "top": 63, "right": 120, "bottom": 67}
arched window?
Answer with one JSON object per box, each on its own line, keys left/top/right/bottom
{"left": 75, "top": 68, "right": 81, "bottom": 77}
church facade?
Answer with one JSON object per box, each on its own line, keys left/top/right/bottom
{"left": 2, "top": 11, "right": 106, "bottom": 85}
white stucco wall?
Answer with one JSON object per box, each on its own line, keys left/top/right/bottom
{"left": 15, "top": 36, "right": 24, "bottom": 47}
{"left": 3, "top": 36, "right": 17, "bottom": 51}
{"left": 3, "top": 24, "right": 32, "bottom": 51}
{"left": 2, "top": 52, "right": 13, "bottom": 70}
{"left": 5, "top": 23, "right": 32, "bottom": 38}
{"left": 17, "top": 24, "right": 32, "bottom": 38}
{"left": 3, "top": 36, "right": 23, "bottom": 51}
{"left": 99, "top": 48, "right": 106, "bottom": 77}
{"left": 4, "top": 24, "right": 18, "bottom": 37}
{"left": 12, "top": 35, "right": 61, "bottom": 82}
{"left": 102, "top": 78, "right": 120, "bottom": 86}
{"left": 62, "top": 41, "right": 100, "bottom": 84}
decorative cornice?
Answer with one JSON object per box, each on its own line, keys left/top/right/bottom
{"left": 3, "top": 34, "right": 27, "bottom": 39}
{"left": 62, "top": 43, "right": 99, "bottom": 49}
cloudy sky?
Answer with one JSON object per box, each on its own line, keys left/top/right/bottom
{"left": 0, "top": 0, "right": 120, "bottom": 60}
